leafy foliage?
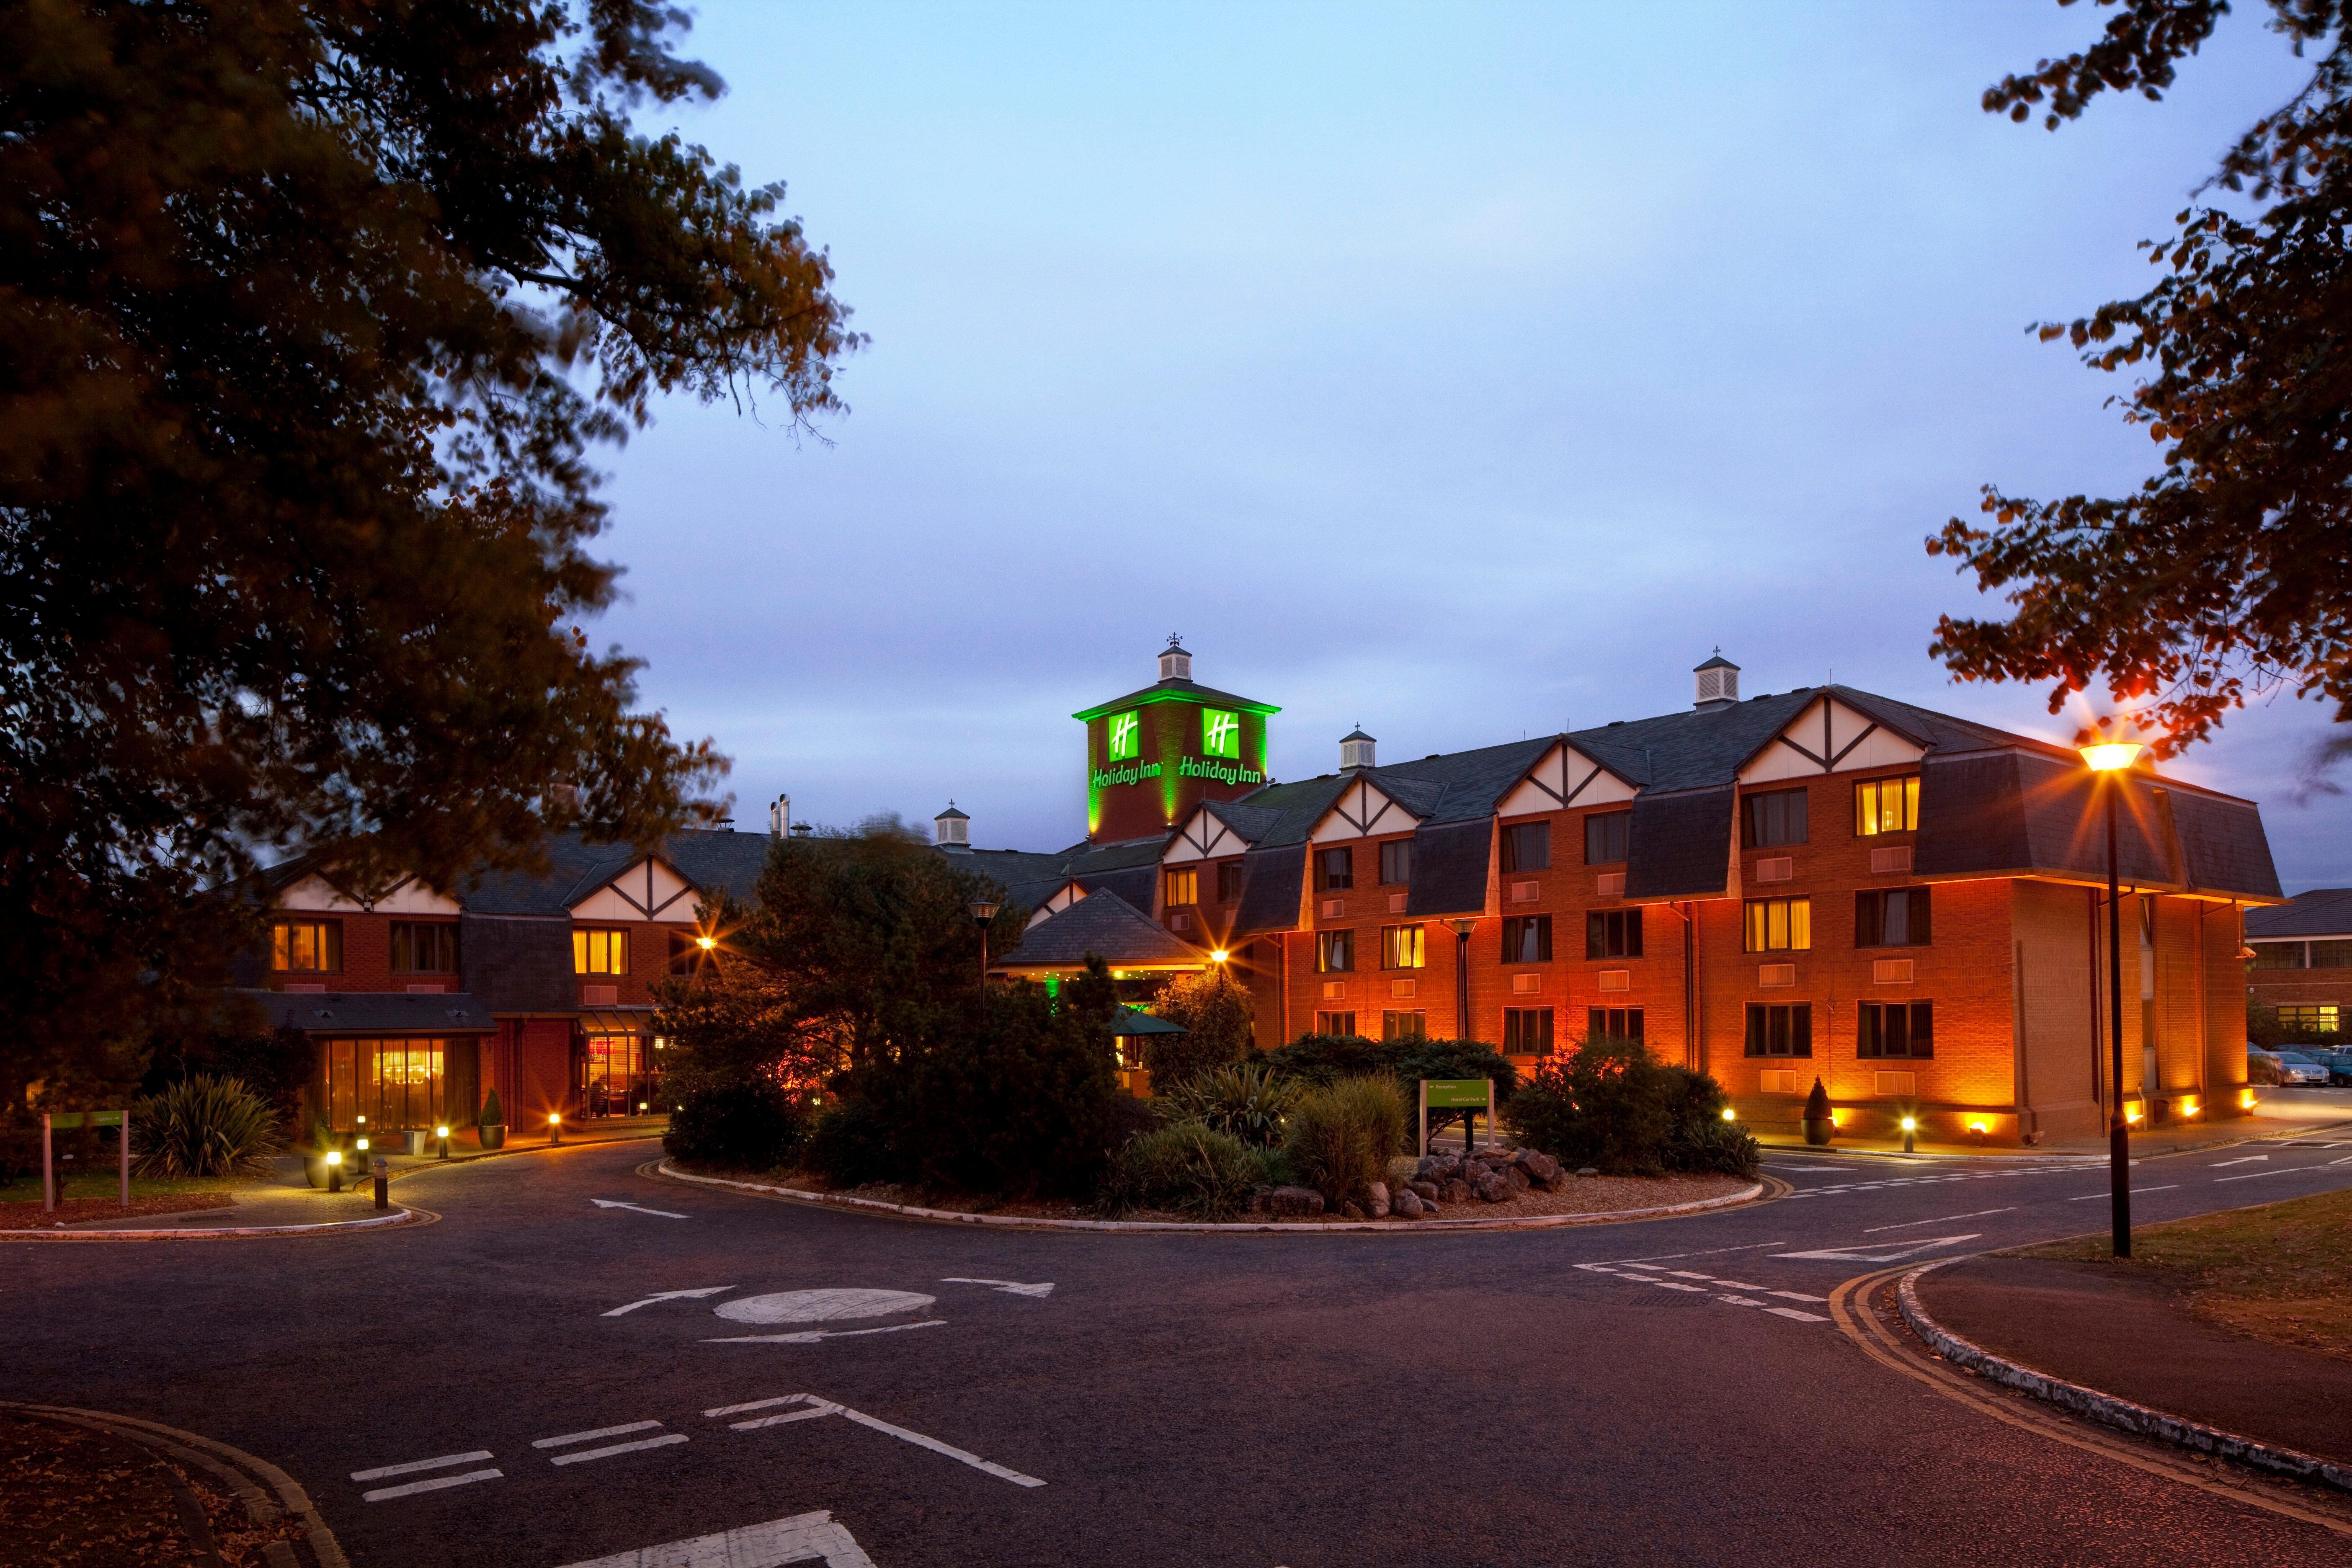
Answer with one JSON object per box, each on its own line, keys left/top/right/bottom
{"left": 804, "top": 1095, "right": 895, "bottom": 1189}
{"left": 1262, "top": 1034, "right": 1517, "bottom": 1096}
{"left": 479, "top": 1087, "right": 505, "bottom": 1128}
{"left": 2, "top": 0, "right": 858, "bottom": 1092}
{"left": 1280, "top": 1075, "right": 1407, "bottom": 1210}
{"left": 1932, "top": 2, "right": 2352, "bottom": 755}
{"left": 1141, "top": 970, "right": 1255, "bottom": 1087}
{"left": 1511, "top": 1037, "right": 1746, "bottom": 1177}
{"left": 1160, "top": 1062, "right": 1303, "bottom": 1148}
{"left": 664, "top": 1078, "right": 809, "bottom": 1171}
{"left": 1805, "top": 1077, "right": 1834, "bottom": 1123}
{"left": 1098, "top": 1120, "right": 1265, "bottom": 1220}
{"left": 131, "top": 1075, "right": 284, "bottom": 1179}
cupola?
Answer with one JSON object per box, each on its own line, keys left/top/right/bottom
{"left": 1158, "top": 636, "right": 1193, "bottom": 682}
{"left": 1694, "top": 651, "right": 1741, "bottom": 713}
{"left": 1340, "top": 728, "right": 1377, "bottom": 771}
{"left": 934, "top": 802, "right": 970, "bottom": 848}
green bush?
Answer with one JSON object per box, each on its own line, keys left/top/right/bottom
{"left": 664, "top": 1079, "right": 810, "bottom": 1171}
{"left": 478, "top": 1086, "right": 505, "bottom": 1127}
{"left": 1281, "top": 1075, "right": 1406, "bottom": 1210}
{"left": 1804, "top": 1077, "right": 1833, "bottom": 1122}
{"left": 805, "top": 1095, "right": 897, "bottom": 1188}
{"left": 1142, "top": 970, "right": 1256, "bottom": 1087}
{"left": 1262, "top": 1034, "right": 1516, "bottom": 1148}
{"left": 1666, "top": 1117, "right": 1762, "bottom": 1178}
{"left": 1161, "top": 1062, "right": 1302, "bottom": 1148}
{"left": 1514, "top": 1039, "right": 1750, "bottom": 1177}
{"left": 130, "top": 1075, "right": 283, "bottom": 1178}
{"left": 1098, "top": 1119, "right": 1263, "bottom": 1219}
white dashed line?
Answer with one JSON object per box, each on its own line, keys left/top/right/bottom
{"left": 2069, "top": 1186, "right": 2179, "bottom": 1200}
{"left": 549, "top": 1434, "right": 689, "bottom": 1466}
{"left": 361, "top": 1468, "right": 502, "bottom": 1503}
{"left": 351, "top": 1450, "right": 493, "bottom": 1482}
{"left": 1862, "top": 1207, "right": 2016, "bottom": 1232}
{"left": 534, "top": 1421, "right": 663, "bottom": 1449}
{"left": 1765, "top": 1307, "right": 1831, "bottom": 1323}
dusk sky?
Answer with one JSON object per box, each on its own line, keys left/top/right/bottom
{"left": 588, "top": 3, "right": 2347, "bottom": 887}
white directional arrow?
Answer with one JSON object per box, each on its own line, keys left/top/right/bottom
{"left": 940, "top": 1277, "right": 1055, "bottom": 1298}
{"left": 603, "top": 1286, "right": 737, "bottom": 1318}
{"left": 1772, "top": 1233, "right": 1982, "bottom": 1264}
{"left": 591, "top": 1199, "right": 691, "bottom": 1219}
{"left": 554, "top": 1510, "right": 875, "bottom": 1568}
{"left": 2210, "top": 1155, "right": 2269, "bottom": 1168}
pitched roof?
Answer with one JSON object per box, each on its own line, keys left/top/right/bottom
{"left": 246, "top": 990, "right": 498, "bottom": 1034}
{"left": 1072, "top": 677, "right": 1280, "bottom": 722}
{"left": 994, "top": 890, "right": 1208, "bottom": 971}
{"left": 2247, "top": 888, "right": 2352, "bottom": 939}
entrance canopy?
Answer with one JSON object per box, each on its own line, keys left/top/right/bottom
{"left": 991, "top": 890, "right": 1210, "bottom": 979}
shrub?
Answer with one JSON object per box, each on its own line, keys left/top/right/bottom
{"left": 664, "top": 1078, "right": 810, "bottom": 1171}
{"left": 1511, "top": 1038, "right": 1674, "bottom": 1175}
{"left": 1666, "top": 1118, "right": 1762, "bottom": 1179}
{"left": 1098, "top": 1120, "right": 1263, "bottom": 1219}
{"left": 1281, "top": 1075, "right": 1406, "bottom": 1209}
{"left": 805, "top": 1095, "right": 896, "bottom": 1188}
{"left": 1142, "top": 970, "right": 1256, "bottom": 1087}
{"left": 478, "top": 1086, "right": 505, "bottom": 1127}
{"left": 1263, "top": 1035, "right": 1516, "bottom": 1149}
{"left": 1161, "top": 1062, "right": 1302, "bottom": 1148}
{"left": 130, "top": 1075, "right": 282, "bottom": 1178}
{"left": 1804, "top": 1077, "right": 1833, "bottom": 1123}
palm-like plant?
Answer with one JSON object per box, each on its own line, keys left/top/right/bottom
{"left": 1161, "top": 1062, "right": 1303, "bottom": 1149}
{"left": 131, "top": 1075, "right": 283, "bottom": 1178}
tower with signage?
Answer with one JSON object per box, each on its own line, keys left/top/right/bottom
{"left": 1073, "top": 640, "right": 1278, "bottom": 842}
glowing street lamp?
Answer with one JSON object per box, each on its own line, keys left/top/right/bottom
{"left": 1900, "top": 1114, "right": 1918, "bottom": 1157}
{"left": 2078, "top": 713, "right": 2151, "bottom": 1258}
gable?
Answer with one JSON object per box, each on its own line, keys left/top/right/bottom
{"left": 1495, "top": 742, "right": 1638, "bottom": 820}
{"left": 570, "top": 857, "right": 698, "bottom": 923}
{"left": 1163, "top": 807, "right": 1251, "bottom": 865}
{"left": 276, "top": 874, "right": 461, "bottom": 916}
{"left": 1738, "top": 696, "right": 1926, "bottom": 784}
{"left": 1026, "top": 879, "right": 1087, "bottom": 930}
{"left": 1308, "top": 778, "right": 1422, "bottom": 844}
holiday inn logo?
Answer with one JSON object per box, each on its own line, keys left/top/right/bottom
{"left": 1202, "top": 709, "right": 1240, "bottom": 759}
{"left": 1107, "top": 711, "right": 1140, "bottom": 761}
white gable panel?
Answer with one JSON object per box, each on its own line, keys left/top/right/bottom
{"left": 1741, "top": 698, "right": 1927, "bottom": 783}
{"left": 275, "top": 874, "right": 461, "bottom": 915}
{"left": 570, "top": 858, "right": 698, "bottom": 922}
{"left": 276, "top": 874, "right": 365, "bottom": 913}
{"left": 1163, "top": 810, "right": 1245, "bottom": 865}
{"left": 1309, "top": 779, "right": 1417, "bottom": 843}
{"left": 1496, "top": 743, "right": 1638, "bottom": 819}
{"left": 373, "top": 880, "right": 463, "bottom": 916}
{"left": 1026, "top": 881, "right": 1086, "bottom": 929}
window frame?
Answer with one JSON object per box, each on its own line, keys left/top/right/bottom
{"left": 1500, "top": 820, "right": 1553, "bottom": 874}
{"left": 1853, "top": 774, "right": 1921, "bottom": 837}
{"left": 1743, "top": 1002, "right": 1814, "bottom": 1058}
{"left": 1378, "top": 838, "right": 1413, "bottom": 887}
{"left": 1743, "top": 897, "right": 1812, "bottom": 953}
{"left": 388, "top": 920, "right": 459, "bottom": 975}
{"left": 1163, "top": 867, "right": 1199, "bottom": 908}
{"left": 1584, "top": 908, "right": 1643, "bottom": 960}
{"left": 1215, "top": 861, "right": 1246, "bottom": 903}
{"left": 1857, "top": 1001, "right": 1935, "bottom": 1059}
{"left": 1381, "top": 1009, "right": 1429, "bottom": 1042}
{"left": 271, "top": 918, "right": 344, "bottom": 974}
{"left": 1586, "top": 1007, "right": 1644, "bottom": 1043}
{"left": 1854, "top": 887, "right": 1932, "bottom": 949}
{"left": 1379, "top": 924, "right": 1426, "bottom": 971}
{"left": 1583, "top": 810, "right": 1631, "bottom": 867}
{"left": 1315, "top": 929, "right": 1355, "bottom": 973}
{"left": 1312, "top": 1011, "right": 1358, "bottom": 1038}
{"left": 1742, "top": 787, "right": 1810, "bottom": 849}
{"left": 1502, "top": 1007, "right": 1556, "bottom": 1055}
{"left": 1501, "top": 914, "right": 1553, "bottom": 965}
{"left": 574, "top": 926, "right": 631, "bottom": 976}
{"left": 1315, "top": 846, "right": 1354, "bottom": 891}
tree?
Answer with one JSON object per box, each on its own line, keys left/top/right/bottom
{"left": 1141, "top": 968, "right": 1255, "bottom": 1086}
{"left": 1, "top": 1, "right": 858, "bottom": 1098}
{"left": 1929, "top": 1, "right": 2352, "bottom": 757}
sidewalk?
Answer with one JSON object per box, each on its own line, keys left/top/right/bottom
{"left": 1913, "top": 1254, "right": 2352, "bottom": 1470}
{"left": 1760, "top": 1104, "right": 2352, "bottom": 1163}
{"left": 263, "top": 1114, "right": 669, "bottom": 1186}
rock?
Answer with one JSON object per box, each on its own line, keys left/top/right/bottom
{"left": 1538, "top": 1173, "right": 1571, "bottom": 1194}
{"left": 1341, "top": 1200, "right": 1366, "bottom": 1220}
{"left": 1576, "top": 1166, "right": 1600, "bottom": 1177}
{"left": 1249, "top": 1185, "right": 1274, "bottom": 1214}
{"left": 1516, "top": 1148, "right": 1562, "bottom": 1184}
{"left": 1441, "top": 1178, "right": 1474, "bottom": 1205}
{"left": 1269, "top": 1185, "right": 1325, "bottom": 1218}
{"left": 1501, "top": 1163, "right": 1531, "bottom": 1193}
{"left": 1415, "top": 1153, "right": 1461, "bottom": 1181}
{"left": 1366, "top": 1181, "right": 1391, "bottom": 1218}
{"left": 1473, "top": 1170, "right": 1513, "bottom": 1202}
{"left": 1392, "top": 1188, "right": 1425, "bottom": 1217}
{"left": 1407, "top": 1180, "right": 1441, "bottom": 1204}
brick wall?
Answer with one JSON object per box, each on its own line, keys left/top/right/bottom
{"left": 264, "top": 910, "right": 462, "bottom": 993}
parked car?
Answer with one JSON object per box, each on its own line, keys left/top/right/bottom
{"left": 2267, "top": 1050, "right": 2333, "bottom": 1086}
{"left": 2303, "top": 1047, "right": 2352, "bottom": 1086}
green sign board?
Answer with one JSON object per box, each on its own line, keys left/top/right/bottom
{"left": 48, "top": 1109, "right": 124, "bottom": 1129}
{"left": 1423, "top": 1078, "right": 1491, "bottom": 1109}
{"left": 1106, "top": 710, "right": 1141, "bottom": 761}
{"left": 1201, "top": 708, "right": 1241, "bottom": 759}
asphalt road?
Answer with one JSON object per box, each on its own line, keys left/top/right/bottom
{"left": 10, "top": 1126, "right": 2352, "bottom": 1568}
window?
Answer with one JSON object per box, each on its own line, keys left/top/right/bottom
{"left": 1501, "top": 914, "right": 1553, "bottom": 964}
{"left": 1380, "top": 924, "right": 1426, "bottom": 970}
{"left": 1587, "top": 1007, "right": 1644, "bottom": 1042}
{"left": 1313, "top": 1011, "right": 1358, "bottom": 1037}
{"left": 322, "top": 1037, "right": 444, "bottom": 1130}
{"left": 1379, "top": 839, "right": 1412, "bottom": 886}
{"left": 1585, "top": 908, "right": 1643, "bottom": 959}
{"left": 2313, "top": 941, "right": 2352, "bottom": 969}
{"left": 2277, "top": 1004, "right": 2342, "bottom": 1034}
{"left": 1857, "top": 1001, "right": 1934, "bottom": 1059}
{"left": 1742, "top": 788, "right": 1808, "bottom": 848}
{"left": 1382, "top": 1010, "right": 1428, "bottom": 1042}
{"left": 575, "top": 927, "right": 629, "bottom": 975}
{"left": 1316, "top": 930, "right": 1355, "bottom": 973}
{"left": 1216, "top": 861, "right": 1246, "bottom": 903}
{"left": 2249, "top": 941, "right": 2305, "bottom": 970}
{"left": 389, "top": 922, "right": 459, "bottom": 974}
{"left": 1743, "top": 1003, "right": 1813, "bottom": 1057}
{"left": 1501, "top": 821, "right": 1552, "bottom": 872}
{"left": 1854, "top": 775, "right": 1920, "bottom": 836}
{"left": 1583, "top": 810, "right": 1631, "bottom": 866}
{"left": 1504, "top": 1008, "right": 1555, "bottom": 1055}
{"left": 1316, "top": 847, "right": 1354, "bottom": 891}
{"left": 1164, "top": 868, "right": 1198, "bottom": 907}
{"left": 272, "top": 919, "right": 342, "bottom": 972}
{"left": 1743, "top": 897, "right": 1812, "bottom": 952}
{"left": 1854, "top": 888, "right": 1932, "bottom": 948}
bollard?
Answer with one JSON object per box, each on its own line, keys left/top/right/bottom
{"left": 1901, "top": 1115, "right": 1918, "bottom": 1157}
{"left": 436, "top": 1124, "right": 451, "bottom": 1161}
{"left": 374, "top": 1156, "right": 389, "bottom": 1211}
{"left": 549, "top": 1111, "right": 562, "bottom": 1146}
{"left": 326, "top": 1148, "right": 343, "bottom": 1194}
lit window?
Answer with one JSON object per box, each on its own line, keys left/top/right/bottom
{"left": 2276, "top": 1004, "right": 2342, "bottom": 1035}
{"left": 574, "top": 928, "right": 629, "bottom": 975}
{"left": 1744, "top": 897, "right": 1811, "bottom": 953}
{"left": 1315, "top": 930, "right": 1354, "bottom": 973}
{"left": 1380, "top": 925, "right": 1425, "bottom": 970}
{"left": 1164, "top": 868, "right": 1198, "bottom": 907}
{"left": 273, "top": 919, "right": 343, "bottom": 973}
{"left": 1858, "top": 1001, "right": 1934, "bottom": 1059}
{"left": 1854, "top": 775, "right": 1920, "bottom": 836}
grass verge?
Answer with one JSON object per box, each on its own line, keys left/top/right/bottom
{"left": 2012, "top": 1186, "right": 2352, "bottom": 1362}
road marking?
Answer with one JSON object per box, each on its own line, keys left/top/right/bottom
{"left": 706, "top": 1395, "right": 813, "bottom": 1418}
{"left": 1773, "top": 1233, "right": 1981, "bottom": 1264}
{"left": 1664, "top": 1270, "right": 1715, "bottom": 1280}
{"left": 705, "top": 1320, "right": 950, "bottom": 1346}
{"left": 605, "top": 1286, "right": 738, "bottom": 1317}
{"left": 1646, "top": 1281, "right": 1707, "bottom": 1292}
{"left": 2208, "top": 1155, "right": 2268, "bottom": 1168}
{"left": 716, "top": 1289, "right": 937, "bottom": 1325}
{"left": 360, "top": 1468, "right": 502, "bottom": 1503}
{"left": 939, "top": 1277, "right": 1055, "bottom": 1298}
{"left": 1765, "top": 1289, "right": 1829, "bottom": 1303}
{"left": 1717, "top": 1295, "right": 1765, "bottom": 1307}
{"left": 837, "top": 1406, "right": 1047, "bottom": 1488}
{"left": 1862, "top": 1207, "right": 2015, "bottom": 1232}
{"left": 1604, "top": 1242, "right": 1788, "bottom": 1263}
{"left": 2216, "top": 1167, "right": 2308, "bottom": 1182}
{"left": 590, "top": 1199, "right": 691, "bottom": 1219}
{"left": 1765, "top": 1164, "right": 1853, "bottom": 1173}
{"left": 549, "top": 1434, "right": 689, "bottom": 1466}
{"left": 350, "top": 1449, "right": 493, "bottom": 1482}
{"left": 1764, "top": 1306, "right": 1831, "bottom": 1323}
{"left": 552, "top": 1510, "right": 876, "bottom": 1568}
{"left": 534, "top": 1421, "right": 663, "bottom": 1449}
{"left": 2332, "top": 1155, "right": 2352, "bottom": 1166}
{"left": 732, "top": 1401, "right": 843, "bottom": 1431}
{"left": 2068, "top": 1185, "right": 2179, "bottom": 1200}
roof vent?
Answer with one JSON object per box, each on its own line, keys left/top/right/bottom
{"left": 768, "top": 794, "right": 791, "bottom": 838}
{"left": 1341, "top": 728, "right": 1376, "bottom": 771}
{"left": 934, "top": 802, "right": 970, "bottom": 847}
{"left": 1694, "top": 650, "right": 1741, "bottom": 712}
{"left": 1158, "top": 634, "right": 1192, "bottom": 683}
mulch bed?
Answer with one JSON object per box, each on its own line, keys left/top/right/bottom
{"left": 0, "top": 1194, "right": 237, "bottom": 1230}
{"left": 0, "top": 1412, "right": 277, "bottom": 1567}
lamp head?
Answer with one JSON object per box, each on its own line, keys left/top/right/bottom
{"left": 436, "top": 1125, "right": 449, "bottom": 1138}
{"left": 1210, "top": 949, "right": 1229, "bottom": 964}
{"left": 696, "top": 935, "right": 717, "bottom": 950}
{"left": 549, "top": 1112, "right": 561, "bottom": 1125}
{"left": 2076, "top": 712, "right": 2153, "bottom": 773}
{"left": 325, "top": 1149, "right": 342, "bottom": 1166}
{"left": 1899, "top": 1116, "right": 1917, "bottom": 1132}
{"left": 969, "top": 898, "right": 1002, "bottom": 924}
{"left": 1449, "top": 917, "right": 1478, "bottom": 938}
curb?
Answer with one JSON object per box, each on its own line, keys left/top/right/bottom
{"left": 5, "top": 1400, "right": 349, "bottom": 1567}
{"left": 1758, "top": 1143, "right": 2095, "bottom": 1166}
{"left": 1896, "top": 1259, "right": 2352, "bottom": 1495}
{"left": 653, "top": 1161, "right": 1764, "bottom": 1233}
{"left": 0, "top": 1205, "right": 427, "bottom": 1243}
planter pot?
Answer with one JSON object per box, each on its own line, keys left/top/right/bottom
{"left": 1802, "top": 1117, "right": 1835, "bottom": 1146}
{"left": 477, "top": 1124, "right": 505, "bottom": 1151}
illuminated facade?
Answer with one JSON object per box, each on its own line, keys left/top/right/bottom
{"left": 1073, "top": 639, "right": 1277, "bottom": 842}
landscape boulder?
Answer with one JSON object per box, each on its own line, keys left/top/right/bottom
{"left": 1341, "top": 1200, "right": 1366, "bottom": 1220}
{"left": 1391, "top": 1188, "right": 1425, "bottom": 1218}
{"left": 1500, "top": 1163, "right": 1531, "bottom": 1194}
{"left": 1577, "top": 1167, "right": 1600, "bottom": 1177}
{"left": 1473, "top": 1170, "right": 1513, "bottom": 1203}
{"left": 1516, "top": 1149, "right": 1562, "bottom": 1184}
{"left": 1415, "top": 1153, "right": 1462, "bottom": 1182}
{"left": 1366, "top": 1182, "right": 1391, "bottom": 1219}
{"left": 1441, "top": 1178, "right": 1473, "bottom": 1205}
{"left": 1407, "top": 1180, "right": 1441, "bottom": 1204}
{"left": 1269, "top": 1185, "right": 1326, "bottom": 1218}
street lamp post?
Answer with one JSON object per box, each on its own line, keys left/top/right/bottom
{"left": 2080, "top": 716, "right": 2150, "bottom": 1259}
{"left": 970, "top": 898, "right": 1002, "bottom": 984}
{"left": 1448, "top": 918, "right": 1477, "bottom": 1042}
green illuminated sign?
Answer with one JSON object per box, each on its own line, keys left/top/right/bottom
{"left": 1107, "top": 711, "right": 1141, "bottom": 761}
{"left": 1202, "top": 709, "right": 1240, "bottom": 759}
{"left": 1424, "top": 1079, "right": 1491, "bottom": 1109}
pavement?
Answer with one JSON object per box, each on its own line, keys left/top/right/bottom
{"left": 8, "top": 1127, "right": 2352, "bottom": 1565}
{"left": 1760, "top": 1096, "right": 2352, "bottom": 1161}
{"left": 1916, "top": 1254, "right": 2352, "bottom": 1467}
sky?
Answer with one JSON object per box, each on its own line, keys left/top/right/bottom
{"left": 588, "top": 1, "right": 2349, "bottom": 889}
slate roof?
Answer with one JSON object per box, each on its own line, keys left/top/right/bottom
{"left": 246, "top": 990, "right": 498, "bottom": 1034}
{"left": 1072, "top": 677, "right": 1280, "bottom": 721}
{"left": 994, "top": 890, "right": 1209, "bottom": 971}
{"left": 2248, "top": 889, "right": 2352, "bottom": 939}
{"left": 261, "top": 828, "right": 776, "bottom": 918}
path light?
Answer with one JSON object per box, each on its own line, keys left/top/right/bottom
{"left": 325, "top": 1148, "right": 343, "bottom": 1194}
{"left": 2078, "top": 711, "right": 2151, "bottom": 1259}
{"left": 549, "top": 1111, "right": 562, "bottom": 1146}
{"left": 1900, "top": 1114, "right": 1918, "bottom": 1157}
{"left": 435, "top": 1124, "right": 450, "bottom": 1161}
{"left": 1721, "top": 1107, "right": 1737, "bottom": 1122}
